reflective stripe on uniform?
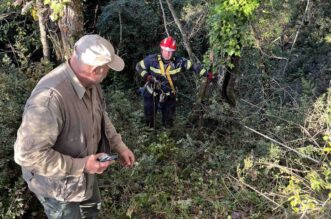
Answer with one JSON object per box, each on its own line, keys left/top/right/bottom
{"left": 146, "top": 85, "right": 158, "bottom": 96}
{"left": 186, "top": 60, "right": 192, "bottom": 69}
{"left": 140, "top": 70, "right": 147, "bottom": 77}
{"left": 199, "top": 68, "right": 207, "bottom": 77}
{"left": 150, "top": 66, "right": 181, "bottom": 75}
{"left": 140, "top": 60, "right": 146, "bottom": 69}
{"left": 146, "top": 84, "right": 172, "bottom": 96}
{"left": 169, "top": 68, "right": 181, "bottom": 74}
{"left": 150, "top": 66, "right": 161, "bottom": 74}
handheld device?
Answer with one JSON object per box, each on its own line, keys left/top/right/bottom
{"left": 97, "top": 154, "right": 119, "bottom": 162}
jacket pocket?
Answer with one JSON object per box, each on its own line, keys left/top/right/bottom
{"left": 59, "top": 174, "right": 86, "bottom": 201}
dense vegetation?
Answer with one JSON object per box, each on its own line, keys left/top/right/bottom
{"left": 1, "top": 0, "right": 331, "bottom": 218}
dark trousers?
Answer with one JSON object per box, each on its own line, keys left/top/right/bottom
{"left": 143, "top": 94, "right": 176, "bottom": 128}
{"left": 36, "top": 178, "right": 101, "bottom": 219}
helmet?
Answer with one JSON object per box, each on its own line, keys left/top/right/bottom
{"left": 160, "top": 36, "right": 176, "bottom": 52}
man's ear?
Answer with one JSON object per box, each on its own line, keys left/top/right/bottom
{"left": 91, "top": 66, "right": 100, "bottom": 75}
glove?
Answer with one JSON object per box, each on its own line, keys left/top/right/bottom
{"left": 147, "top": 75, "right": 154, "bottom": 82}
{"left": 207, "top": 71, "right": 214, "bottom": 80}
{"left": 147, "top": 75, "right": 161, "bottom": 84}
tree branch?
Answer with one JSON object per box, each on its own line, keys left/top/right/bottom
{"left": 282, "top": 0, "right": 311, "bottom": 75}
{"left": 244, "top": 125, "right": 321, "bottom": 164}
{"left": 165, "top": 0, "right": 195, "bottom": 62}
{"left": 159, "top": 0, "right": 169, "bottom": 36}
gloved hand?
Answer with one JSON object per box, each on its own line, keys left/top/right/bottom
{"left": 207, "top": 71, "right": 214, "bottom": 80}
{"left": 147, "top": 75, "right": 155, "bottom": 82}
{"left": 147, "top": 75, "right": 162, "bottom": 89}
{"left": 147, "top": 75, "right": 160, "bottom": 83}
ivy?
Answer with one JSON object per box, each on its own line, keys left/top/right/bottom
{"left": 207, "top": 0, "right": 259, "bottom": 68}
{"left": 43, "top": 0, "right": 71, "bottom": 21}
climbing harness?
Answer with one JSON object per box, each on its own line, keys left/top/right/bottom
{"left": 158, "top": 55, "right": 176, "bottom": 95}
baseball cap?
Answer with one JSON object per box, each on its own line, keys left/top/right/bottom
{"left": 74, "top": 34, "right": 125, "bottom": 71}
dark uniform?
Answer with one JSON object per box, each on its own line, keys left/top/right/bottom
{"left": 136, "top": 54, "right": 206, "bottom": 128}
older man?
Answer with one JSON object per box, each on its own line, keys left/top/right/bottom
{"left": 14, "top": 34, "right": 135, "bottom": 218}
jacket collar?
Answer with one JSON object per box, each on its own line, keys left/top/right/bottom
{"left": 65, "top": 61, "right": 86, "bottom": 99}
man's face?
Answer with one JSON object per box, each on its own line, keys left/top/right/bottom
{"left": 161, "top": 49, "right": 174, "bottom": 61}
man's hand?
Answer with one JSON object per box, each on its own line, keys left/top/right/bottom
{"left": 84, "top": 153, "right": 115, "bottom": 174}
{"left": 119, "top": 148, "right": 135, "bottom": 167}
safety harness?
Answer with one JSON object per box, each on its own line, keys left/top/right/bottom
{"left": 157, "top": 55, "right": 176, "bottom": 95}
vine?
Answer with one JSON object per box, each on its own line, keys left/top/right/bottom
{"left": 43, "top": 0, "right": 71, "bottom": 21}
{"left": 207, "top": 0, "right": 259, "bottom": 68}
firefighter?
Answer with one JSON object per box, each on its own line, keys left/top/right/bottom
{"left": 136, "top": 36, "right": 211, "bottom": 128}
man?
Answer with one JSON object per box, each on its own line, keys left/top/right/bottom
{"left": 14, "top": 34, "right": 135, "bottom": 218}
{"left": 136, "top": 36, "right": 211, "bottom": 128}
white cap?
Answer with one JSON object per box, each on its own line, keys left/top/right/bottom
{"left": 74, "top": 34, "right": 125, "bottom": 71}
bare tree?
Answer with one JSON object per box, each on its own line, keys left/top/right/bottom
{"left": 165, "top": 0, "right": 195, "bottom": 62}
{"left": 36, "top": 0, "right": 50, "bottom": 60}
{"left": 57, "top": 0, "right": 84, "bottom": 61}
{"left": 159, "top": 0, "right": 169, "bottom": 36}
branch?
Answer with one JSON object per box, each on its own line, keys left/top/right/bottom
{"left": 188, "top": 7, "right": 208, "bottom": 39}
{"left": 159, "top": 0, "right": 169, "bottom": 36}
{"left": 0, "top": 12, "right": 15, "bottom": 21}
{"left": 117, "top": 11, "right": 122, "bottom": 55}
{"left": 250, "top": 24, "right": 288, "bottom": 61}
{"left": 165, "top": 0, "right": 195, "bottom": 62}
{"left": 244, "top": 125, "right": 321, "bottom": 164}
{"left": 36, "top": 0, "right": 50, "bottom": 60}
{"left": 282, "top": 0, "right": 311, "bottom": 75}
{"left": 228, "top": 175, "right": 284, "bottom": 209}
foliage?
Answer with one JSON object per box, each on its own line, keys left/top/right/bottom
{"left": 281, "top": 89, "right": 331, "bottom": 216}
{"left": 1, "top": 1, "right": 42, "bottom": 66}
{"left": 97, "top": 0, "right": 162, "bottom": 78}
{"left": 0, "top": 3, "right": 41, "bottom": 214}
{"left": 207, "top": 0, "right": 259, "bottom": 68}
{"left": 97, "top": 0, "right": 209, "bottom": 80}
{"left": 0, "top": 56, "right": 52, "bottom": 217}
{"left": 1, "top": 0, "right": 331, "bottom": 218}
{"left": 43, "top": 0, "right": 71, "bottom": 21}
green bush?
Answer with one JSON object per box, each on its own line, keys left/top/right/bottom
{"left": 0, "top": 58, "right": 53, "bottom": 218}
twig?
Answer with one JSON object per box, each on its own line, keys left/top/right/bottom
{"left": 165, "top": 0, "right": 195, "bottom": 62}
{"left": 256, "top": 46, "right": 288, "bottom": 60}
{"left": 300, "top": 125, "right": 320, "bottom": 147}
{"left": 7, "top": 40, "right": 19, "bottom": 66}
{"left": 271, "top": 36, "right": 281, "bottom": 44}
{"left": 256, "top": 162, "right": 314, "bottom": 192}
{"left": 93, "top": 4, "right": 99, "bottom": 31}
{"left": 0, "top": 13, "right": 11, "bottom": 21}
{"left": 221, "top": 177, "right": 243, "bottom": 208}
{"left": 228, "top": 174, "right": 284, "bottom": 209}
{"left": 257, "top": 161, "right": 308, "bottom": 174}
{"left": 282, "top": 0, "right": 311, "bottom": 75}
{"left": 159, "top": 0, "right": 169, "bottom": 36}
{"left": 117, "top": 11, "right": 122, "bottom": 55}
{"left": 244, "top": 125, "right": 321, "bottom": 164}
{"left": 188, "top": 7, "right": 208, "bottom": 39}
{"left": 250, "top": 24, "right": 288, "bottom": 61}
{"left": 300, "top": 209, "right": 307, "bottom": 219}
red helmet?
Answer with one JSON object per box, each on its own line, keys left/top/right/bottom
{"left": 160, "top": 36, "right": 176, "bottom": 52}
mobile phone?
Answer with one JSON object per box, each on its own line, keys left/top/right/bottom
{"left": 97, "top": 154, "right": 119, "bottom": 162}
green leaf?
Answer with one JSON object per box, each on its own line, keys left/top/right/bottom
{"left": 44, "top": 0, "right": 51, "bottom": 5}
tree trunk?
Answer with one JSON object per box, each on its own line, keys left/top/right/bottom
{"left": 57, "top": 0, "right": 84, "bottom": 61}
{"left": 222, "top": 56, "right": 238, "bottom": 107}
{"left": 165, "top": 0, "right": 195, "bottom": 62}
{"left": 36, "top": 0, "right": 50, "bottom": 60}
